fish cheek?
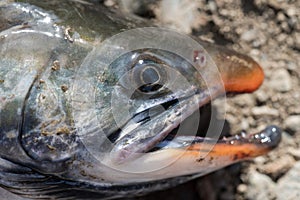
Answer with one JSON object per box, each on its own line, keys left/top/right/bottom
{"left": 21, "top": 78, "right": 78, "bottom": 169}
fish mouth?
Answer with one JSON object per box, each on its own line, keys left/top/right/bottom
{"left": 108, "top": 87, "right": 281, "bottom": 167}
{"left": 102, "top": 94, "right": 281, "bottom": 181}
{"left": 104, "top": 45, "right": 281, "bottom": 174}
{"left": 151, "top": 95, "right": 281, "bottom": 156}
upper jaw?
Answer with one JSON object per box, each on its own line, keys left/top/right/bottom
{"left": 108, "top": 85, "right": 218, "bottom": 164}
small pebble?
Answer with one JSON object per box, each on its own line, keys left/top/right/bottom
{"left": 254, "top": 156, "right": 267, "bottom": 165}
{"left": 288, "top": 148, "right": 300, "bottom": 160}
{"left": 241, "top": 29, "right": 258, "bottom": 42}
{"left": 234, "top": 94, "right": 256, "bottom": 107}
{"left": 287, "top": 7, "right": 296, "bottom": 16}
{"left": 240, "top": 119, "right": 249, "bottom": 130}
{"left": 255, "top": 90, "right": 269, "bottom": 103}
{"left": 245, "top": 169, "right": 276, "bottom": 200}
{"left": 284, "top": 115, "right": 300, "bottom": 133}
{"left": 104, "top": 0, "right": 116, "bottom": 7}
{"left": 276, "top": 161, "right": 300, "bottom": 200}
{"left": 269, "top": 68, "right": 292, "bottom": 92}
{"left": 252, "top": 106, "right": 279, "bottom": 117}
{"left": 281, "top": 132, "right": 296, "bottom": 146}
{"left": 257, "top": 155, "right": 295, "bottom": 180}
{"left": 276, "top": 12, "right": 286, "bottom": 21}
{"left": 208, "top": 1, "right": 217, "bottom": 12}
{"left": 237, "top": 184, "right": 247, "bottom": 193}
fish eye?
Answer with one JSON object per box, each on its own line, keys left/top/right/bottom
{"left": 132, "top": 59, "right": 167, "bottom": 93}
{"left": 141, "top": 66, "right": 160, "bottom": 85}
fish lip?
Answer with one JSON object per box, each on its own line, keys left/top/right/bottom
{"left": 154, "top": 125, "right": 282, "bottom": 151}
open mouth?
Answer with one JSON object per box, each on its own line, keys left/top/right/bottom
{"left": 103, "top": 45, "right": 281, "bottom": 171}
{"left": 109, "top": 87, "right": 281, "bottom": 165}
{"left": 152, "top": 96, "right": 281, "bottom": 154}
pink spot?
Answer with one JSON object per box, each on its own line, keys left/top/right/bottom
{"left": 193, "top": 50, "right": 207, "bottom": 67}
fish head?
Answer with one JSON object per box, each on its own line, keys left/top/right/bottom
{"left": 67, "top": 28, "right": 281, "bottom": 184}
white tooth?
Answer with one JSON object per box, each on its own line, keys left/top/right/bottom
{"left": 240, "top": 131, "right": 247, "bottom": 138}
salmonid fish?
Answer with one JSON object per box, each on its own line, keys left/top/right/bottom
{"left": 0, "top": 0, "right": 281, "bottom": 199}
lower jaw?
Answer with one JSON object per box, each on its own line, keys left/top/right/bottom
{"left": 99, "top": 126, "right": 280, "bottom": 184}
{"left": 153, "top": 125, "right": 281, "bottom": 157}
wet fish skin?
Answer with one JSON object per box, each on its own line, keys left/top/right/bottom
{"left": 0, "top": 1, "right": 280, "bottom": 199}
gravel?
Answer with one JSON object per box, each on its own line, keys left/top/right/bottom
{"left": 285, "top": 115, "right": 300, "bottom": 134}
{"left": 276, "top": 161, "right": 300, "bottom": 200}
{"left": 244, "top": 169, "right": 276, "bottom": 200}
{"left": 269, "top": 69, "right": 292, "bottom": 92}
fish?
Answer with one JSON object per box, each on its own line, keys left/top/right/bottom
{"left": 0, "top": 0, "right": 281, "bottom": 199}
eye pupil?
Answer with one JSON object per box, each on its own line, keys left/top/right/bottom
{"left": 141, "top": 67, "right": 160, "bottom": 84}
{"left": 138, "top": 66, "right": 163, "bottom": 93}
